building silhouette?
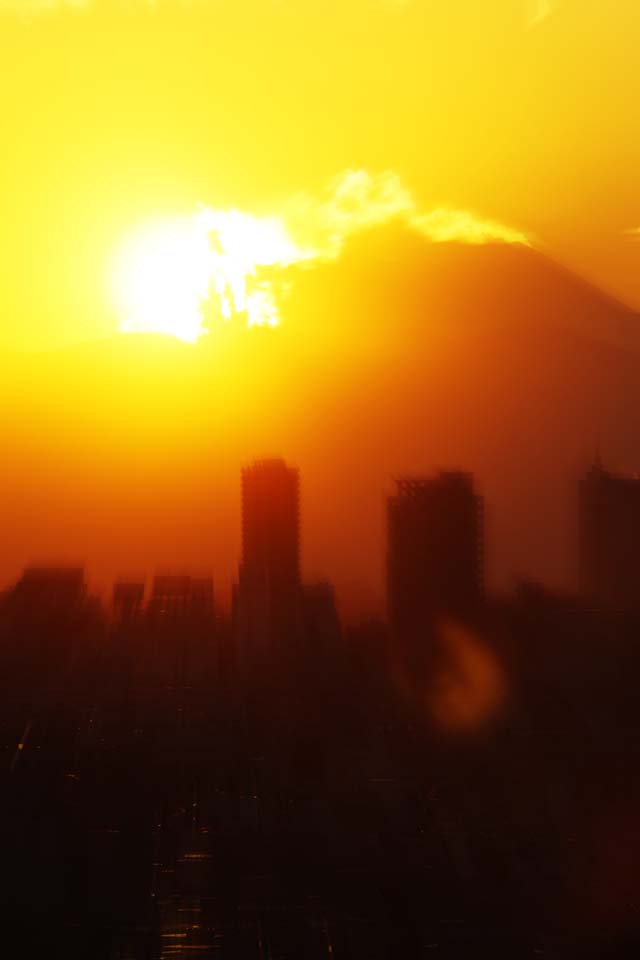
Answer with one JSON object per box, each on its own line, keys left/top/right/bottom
{"left": 5, "top": 458, "right": 640, "bottom": 959}
{"left": 302, "top": 581, "right": 341, "bottom": 654}
{"left": 241, "top": 458, "right": 300, "bottom": 587}
{"left": 233, "top": 458, "right": 301, "bottom": 663}
{"left": 579, "top": 457, "right": 640, "bottom": 611}
{"left": 387, "top": 472, "right": 484, "bottom": 643}
{"left": 13, "top": 565, "right": 86, "bottom": 613}
{"left": 113, "top": 579, "right": 145, "bottom": 624}
{"left": 0, "top": 566, "right": 102, "bottom": 691}
{"left": 144, "top": 574, "right": 216, "bottom": 685}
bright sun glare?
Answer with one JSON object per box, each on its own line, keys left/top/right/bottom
{"left": 111, "top": 209, "right": 306, "bottom": 343}
{"left": 111, "top": 172, "right": 530, "bottom": 343}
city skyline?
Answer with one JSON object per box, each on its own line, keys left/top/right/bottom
{"left": 2, "top": 2, "right": 639, "bottom": 956}
{"left": 0, "top": 236, "right": 637, "bottom": 619}
{"left": 2, "top": 452, "right": 636, "bottom": 621}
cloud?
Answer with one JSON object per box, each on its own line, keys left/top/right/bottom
{"left": 112, "top": 169, "right": 529, "bottom": 342}
{"left": 0, "top": 0, "right": 156, "bottom": 10}
{"left": 0, "top": 0, "right": 555, "bottom": 25}
{"left": 0, "top": 0, "right": 88, "bottom": 10}
{"left": 381, "top": 0, "right": 414, "bottom": 9}
{"left": 415, "top": 207, "right": 530, "bottom": 245}
{"left": 528, "top": 0, "right": 554, "bottom": 26}
{"left": 284, "top": 169, "right": 530, "bottom": 256}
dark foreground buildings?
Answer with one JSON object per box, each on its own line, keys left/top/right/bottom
{"left": 2, "top": 459, "right": 640, "bottom": 958}
{"left": 387, "top": 471, "right": 484, "bottom": 635}
{"left": 579, "top": 456, "right": 640, "bottom": 611}
{"left": 233, "top": 458, "right": 301, "bottom": 664}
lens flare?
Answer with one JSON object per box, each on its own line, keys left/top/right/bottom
{"left": 429, "top": 620, "right": 507, "bottom": 734}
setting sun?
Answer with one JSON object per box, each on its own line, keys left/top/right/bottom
{"left": 2, "top": 2, "right": 640, "bottom": 955}
{"left": 111, "top": 209, "right": 306, "bottom": 342}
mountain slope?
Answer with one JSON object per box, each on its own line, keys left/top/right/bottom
{"left": 0, "top": 227, "right": 638, "bottom": 617}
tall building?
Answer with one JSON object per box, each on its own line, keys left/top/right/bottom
{"left": 148, "top": 575, "right": 197, "bottom": 621}
{"left": 0, "top": 566, "right": 101, "bottom": 688}
{"left": 302, "top": 582, "right": 341, "bottom": 653}
{"left": 112, "top": 579, "right": 145, "bottom": 624}
{"left": 234, "top": 458, "right": 301, "bottom": 661}
{"left": 145, "top": 574, "right": 216, "bottom": 685}
{"left": 12, "top": 566, "right": 86, "bottom": 613}
{"left": 387, "top": 471, "right": 484, "bottom": 641}
{"left": 579, "top": 457, "right": 640, "bottom": 611}
{"left": 241, "top": 458, "right": 300, "bottom": 587}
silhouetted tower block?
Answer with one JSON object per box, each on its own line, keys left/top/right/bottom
{"left": 0, "top": 566, "right": 102, "bottom": 688}
{"left": 112, "top": 580, "right": 144, "bottom": 623}
{"left": 387, "top": 472, "right": 484, "bottom": 641}
{"left": 13, "top": 565, "right": 86, "bottom": 615}
{"left": 148, "top": 575, "right": 193, "bottom": 621}
{"left": 145, "top": 574, "right": 216, "bottom": 685}
{"left": 579, "top": 457, "right": 640, "bottom": 611}
{"left": 241, "top": 458, "right": 300, "bottom": 586}
{"left": 189, "top": 577, "right": 215, "bottom": 617}
{"left": 302, "top": 581, "right": 341, "bottom": 653}
{"left": 235, "top": 458, "right": 302, "bottom": 662}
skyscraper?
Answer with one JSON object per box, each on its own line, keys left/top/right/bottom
{"left": 146, "top": 574, "right": 216, "bottom": 684}
{"left": 241, "top": 458, "right": 300, "bottom": 588}
{"left": 579, "top": 457, "right": 640, "bottom": 611}
{"left": 387, "top": 471, "right": 484, "bottom": 642}
{"left": 234, "top": 458, "right": 301, "bottom": 661}
{"left": 112, "top": 579, "right": 145, "bottom": 624}
{"left": 0, "top": 566, "right": 100, "bottom": 688}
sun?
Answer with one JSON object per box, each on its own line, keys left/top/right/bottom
{"left": 111, "top": 209, "right": 307, "bottom": 343}
{"left": 111, "top": 216, "right": 213, "bottom": 343}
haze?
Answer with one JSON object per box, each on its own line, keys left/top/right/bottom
{"left": 1, "top": 0, "right": 639, "bottom": 618}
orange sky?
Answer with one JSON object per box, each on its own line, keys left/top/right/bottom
{"left": 0, "top": 0, "right": 639, "bottom": 618}
{"left": 1, "top": 0, "right": 639, "bottom": 351}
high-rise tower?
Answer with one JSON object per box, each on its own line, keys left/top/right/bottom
{"left": 234, "top": 458, "right": 301, "bottom": 661}
{"left": 387, "top": 471, "right": 484, "bottom": 642}
{"left": 241, "top": 458, "right": 300, "bottom": 589}
{"left": 579, "top": 457, "right": 640, "bottom": 611}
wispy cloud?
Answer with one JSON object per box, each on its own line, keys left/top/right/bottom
{"left": 113, "top": 169, "right": 530, "bottom": 341}
{"left": 527, "top": 0, "right": 554, "bottom": 27}
{"left": 0, "top": 0, "right": 556, "bottom": 23}
{"left": 0, "top": 0, "right": 89, "bottom": 10}
{"left": 285, "top": 170, "right": 531, "bottom": 256}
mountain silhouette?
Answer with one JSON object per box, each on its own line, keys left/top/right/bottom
{"left": 1, "top": 225, "right": 638, "bottom": 618}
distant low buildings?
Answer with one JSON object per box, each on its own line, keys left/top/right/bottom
{"left": 0, "top": 565, "right": 102, "bottom": 690}
{"left": 579, "top": 457, "right": 640, "bottom": 612}
{"left": 113, "top": 579, "right": 145, "bottom": 623}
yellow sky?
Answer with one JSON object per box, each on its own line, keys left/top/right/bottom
{"left": 1, "top": 0, "right": 640, "bottom": 611}
{"left": 0, "top": 0, "right": 639, "bottom": 350}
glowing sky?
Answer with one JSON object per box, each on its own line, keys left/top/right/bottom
{"left": 108, "top": 172, "right": 529, "bottom": 342}
{"left": 1, "top": 0, "right": 639, "bottom": 349}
